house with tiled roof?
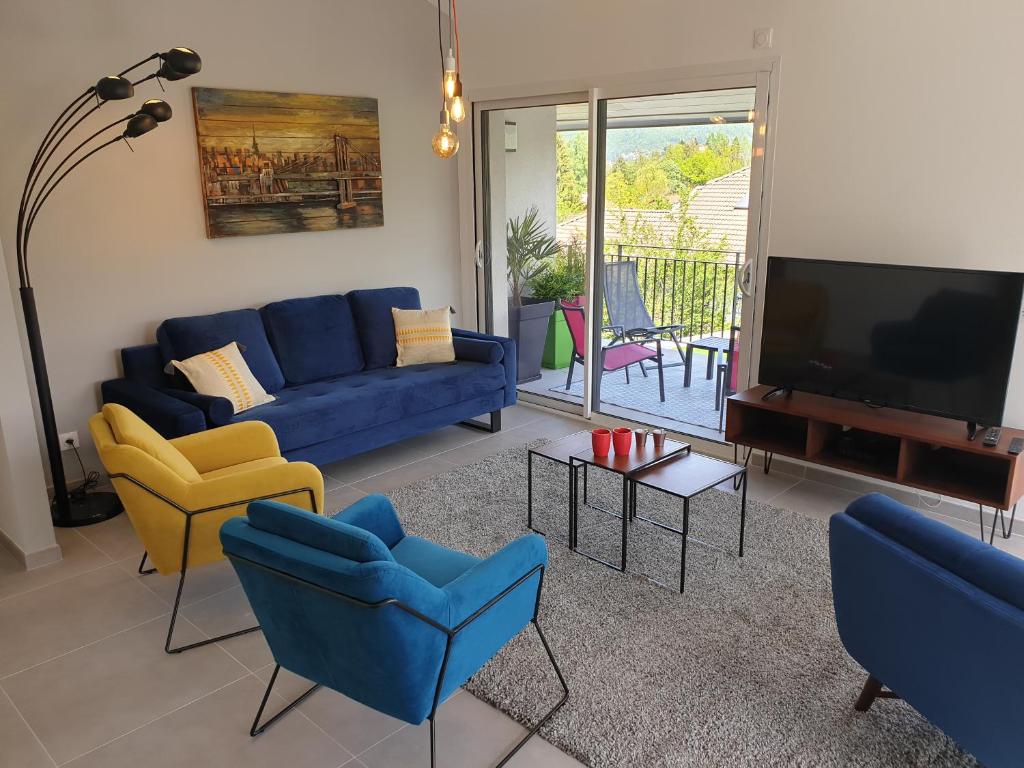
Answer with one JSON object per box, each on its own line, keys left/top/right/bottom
{"left": 557, "top": 166, "right": 750, "bottom": 254}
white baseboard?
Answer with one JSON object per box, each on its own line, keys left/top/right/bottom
{"left": 0, "top": 527, "right": 63, "bottom": 570}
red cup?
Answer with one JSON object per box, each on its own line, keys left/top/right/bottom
{"left": 612, "top": 427, "right": 633, "bottom": 455}
{"left": 591, "top": 428, "right": 611, "bottom": 457}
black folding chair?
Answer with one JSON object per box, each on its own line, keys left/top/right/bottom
{"left": 604, "top": 260, "right": 687, "bottom": 371}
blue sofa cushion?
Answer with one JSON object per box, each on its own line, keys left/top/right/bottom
{"left": 231, "top": 360, "right": 505, "bottom": 452}
{"left": 348, "top": 287, "right": 421, "bottom": 369}
{"left": 121, "top": 344, "right": 173, "bottom": 388}
{"left": 391, "top": 536, "right": 480, "bottom": 587}
{"left": 249, "top": 500, "right": 394, "bottom": 563}
{"left": 261, "top": 295, "right": 365, "bottom": 386}
{"left": 157, "top": 308, "right": 286, "bottom": 393}
{"left": 846, "top": 493, "right": 1024, "bottom": 611}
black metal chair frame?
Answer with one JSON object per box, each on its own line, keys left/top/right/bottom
{"left": 603, "top": 261, "right": 688, "bottom": 372}
{"left": 111, "top": 472, "right": 319, "bottom": 654}
{"left": 715, "top": 325, "right": 741, "bottom": 432}
{"left": 561, "top": 304, "right": 666, "bottom": 402}
{"left": 230, "top": 554, "right": 569, "bottom": 768}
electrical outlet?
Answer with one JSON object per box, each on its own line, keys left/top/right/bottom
{"left": 753, "top": 27, "right": 773, "bottom": 50}
{"left": 59, "top": 431, "right": 80, "bottom": 451}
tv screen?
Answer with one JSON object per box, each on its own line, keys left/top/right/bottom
{"left": 759, "top": 257, "right": 1024, "bottom": 426}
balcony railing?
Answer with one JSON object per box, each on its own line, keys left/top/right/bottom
{"left": 606, "top": 244, "right": 743, "bottom": 339}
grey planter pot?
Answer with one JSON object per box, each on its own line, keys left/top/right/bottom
{"left": 508, "top": 297, "right": 555, "bottom": 384}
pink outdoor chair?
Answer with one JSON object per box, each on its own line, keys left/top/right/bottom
{"left": 560, "top": 301, "right": 665, "bottom": 401}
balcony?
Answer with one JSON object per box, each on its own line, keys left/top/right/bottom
{"left": 518, "top": 243, "right": 743, "bottom": 438}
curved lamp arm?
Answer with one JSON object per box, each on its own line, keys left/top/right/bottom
{"left": 15, "top": 47, "right": 200, "bottom": 289}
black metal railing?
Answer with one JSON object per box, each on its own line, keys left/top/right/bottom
{"left": 606, "top": 244, "right": 743, "bottom": 339}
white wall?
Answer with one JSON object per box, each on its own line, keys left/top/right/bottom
{"left": 0, "top": 0, "right": 461, "bottom": 477}
{"left": 0, "top": 239, "right": 58, "bottom": 564}
{"left": 503, "top": 106, "right": 557, "bottom": 235}
{"left": 456, "top": 0, "right": 1024, "bottom": 425}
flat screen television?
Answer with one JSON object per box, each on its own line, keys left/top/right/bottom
{"left": 759, "top": 257, "right": 1024, "bottom": 427}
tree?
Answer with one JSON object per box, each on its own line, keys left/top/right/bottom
{"left": 555, "top": 132, "right": 588, "bottom": 221}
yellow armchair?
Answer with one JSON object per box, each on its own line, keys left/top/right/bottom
{"left": 90, "top": 404, "right": 324, "bottom": 653}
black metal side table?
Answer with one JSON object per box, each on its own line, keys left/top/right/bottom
{"left": 629, "top": 452, "right": 748, "bottom": 592}
{"left": 526, "top": 431, "right": 594, "bottom": 544}
{"left": 568, "top": 438, "right": 690, "bottom": 572}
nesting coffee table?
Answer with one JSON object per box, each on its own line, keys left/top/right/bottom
{"left": 526, "top": 431, "right": 748, "bottom": 591}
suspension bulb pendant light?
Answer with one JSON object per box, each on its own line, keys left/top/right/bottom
{"left": 432, "top": 108, "right": 459, "bottom": 158}
{"left": 449, "top": 78, "right": 466, "bottom": 123}
{"left": 443, "top": 49, "right": 458, "bottom": 100}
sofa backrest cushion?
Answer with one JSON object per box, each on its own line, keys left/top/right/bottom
{"left": 158, "top": 308, "right": 286, "bottom": 393}
{"left": 845, "top": 492, "right": 1024, "bottom": 611}
{"left": 347, "top": 287, "right": 422, "bottom": 369}
{"left": 247, "top": 500, "right": 394, "bottom": 563}
{"left": 261, "top": 295, "right": 364, "bottom": 385}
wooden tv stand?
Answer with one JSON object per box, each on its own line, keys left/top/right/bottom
{"left": 725, "top": 385, "right": 1024, "bottom": 510}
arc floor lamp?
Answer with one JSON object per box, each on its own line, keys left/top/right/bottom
{"left": 15, "top": 47, "right": 202, "bottom": 527}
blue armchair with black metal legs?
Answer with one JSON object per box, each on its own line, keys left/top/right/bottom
{"left": 830, "top": 493, "right": 1024, "bottom": 768}
{"left": 220, "top": 494, "right": 568, "bottom": 767}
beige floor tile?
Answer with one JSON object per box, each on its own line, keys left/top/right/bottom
{"left": 353, "top": 456, "right": 457, "bottom": 495}
{"left": 0, "top": 528, "right": 112, "bottom": 602}
{"left": 74, "top": 513, "right": 144, "bottom": 562}
{"left": 3, "top": 617, "right": 248, "bottom": 764}
{"left": 0, "top": 564, "right": 168, "bottom": 677}
{"left": 253, "top": 665, "right": 406, "bottom": 756}
{"left": 360, "top": 691, "right": 578, "bottom": 767}
{"left": 398, "top": 424, "right": 491, "bottom": 455}
{"left": 498, "top": 404, "right": 548, "bottom": 430}
{"left": 122, "top": 556, "right": 240, "bottom": 608}
{"left": 768, "top": 479, "right": 861, "bottom": 522}
{"left": 62, "top": 675, "right": 352, "bottom": 768}
{"left": 320, "top": 439, "right": 438, "bottom": 485}
{"left": 323, "top": 484, "right": 369, "bottom": 516}
{"left": 180, "top": 585, "right": 270, "bottom": 671}
{"left": 0, "top": 689, "right": 55, "bottom": 768}
{"left": 715, "top": 468, "right": 803, "bottom": 503}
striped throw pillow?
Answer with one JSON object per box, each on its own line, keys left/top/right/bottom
{"left": 392, "top": 307, "right": 455, "bottom": 367}
{"left": 171, "top": 341, "right": 275, "bottom": 414}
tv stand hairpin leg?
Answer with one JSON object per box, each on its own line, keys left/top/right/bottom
{"left": 985, "top": 502, "right": 1018, "bottom": 544}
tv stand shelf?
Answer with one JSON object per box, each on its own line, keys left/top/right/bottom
{"left": 726, "top": 386, "right": 1024, "bottom": 509}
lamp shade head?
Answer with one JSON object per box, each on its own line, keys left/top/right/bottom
{"left": 140, "top": 99, "right": 172, "bottom": 122}
{"left": 124, "top": 113, "right": 158, "bottom": 138}
{"left": 160, "top": 47, "right": 202, "bottom": 77}
{"left": 95, "top": 75, "right": 134, "bottom": 101}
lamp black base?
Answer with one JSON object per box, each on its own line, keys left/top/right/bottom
{"left": 51, "top": 491, "right": 123, "bottom": 528}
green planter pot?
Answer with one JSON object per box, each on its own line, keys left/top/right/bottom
{"left": 541, "top": 310, "right": 573, "bottom": 369}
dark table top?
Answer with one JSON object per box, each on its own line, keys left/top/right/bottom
{"left": 687, "top": 336, "right": 734, "bottom": 353}
{"left": 530, "top": 431, "right": 690, "bottom": 476}
{"left": 631, "top": 451, "right": 745, "bottom": 499}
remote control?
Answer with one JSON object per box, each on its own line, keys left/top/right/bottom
{"left": 1010, "top": 438, "right": 1024, "bottom": 455}
{"left": 983, "top": 427, "right": 1001, "bottom": 447}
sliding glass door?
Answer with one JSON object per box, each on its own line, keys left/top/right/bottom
{"left": 591, "top": 83, "right": 765, "bottom": 440}
{"left": 471, "top": 69, "right": 774, "bottom": 439}
{"left": 473, "top": 97, "right": 590, "bottom": 415}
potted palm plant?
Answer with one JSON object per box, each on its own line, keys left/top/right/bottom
{"left": 507, "top": 206, "right": 560, "bottom": 383}
{"left": 528, "top": 236, "right": 586, "bottom": 369}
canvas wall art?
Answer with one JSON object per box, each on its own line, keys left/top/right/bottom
{"left": 192, "top": 88, "right": 383, "bottom": 238}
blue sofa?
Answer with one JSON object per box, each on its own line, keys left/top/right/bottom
{"left": 220, "top": 494, "right": 568, "bottom": 765}
{"left": 101, "top": 287, "right": 516, "bottom": 465}
{"left": 830, "top": 493, "right": 1024, "bottom": 768}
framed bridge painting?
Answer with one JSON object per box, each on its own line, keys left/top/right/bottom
{"left": 192, "top": 87, "right": 383, "bottom": 238}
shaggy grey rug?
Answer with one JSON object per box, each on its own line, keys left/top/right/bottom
{"left": 388, "top": 443, "right": 976, "bottom": 768}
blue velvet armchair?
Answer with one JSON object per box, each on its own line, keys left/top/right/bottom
{"left": 220, "top": 494, "right": 568, "bottom": 767}
{"left": 830, "top": 493, "right": 1024, "bottom": 768}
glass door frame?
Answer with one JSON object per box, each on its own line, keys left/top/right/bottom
{"left": 463, "top": 60, "right": 780, "bottom": 434}
{"left": 470, "top": 92, "right": 591, "bottom": 416}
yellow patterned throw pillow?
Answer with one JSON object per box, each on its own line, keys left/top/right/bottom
{"left": 171, "top": 342, "right": 275, "bottom": 414}
{"left": 392, "top": 306, "right": 455, "bottom": 367}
